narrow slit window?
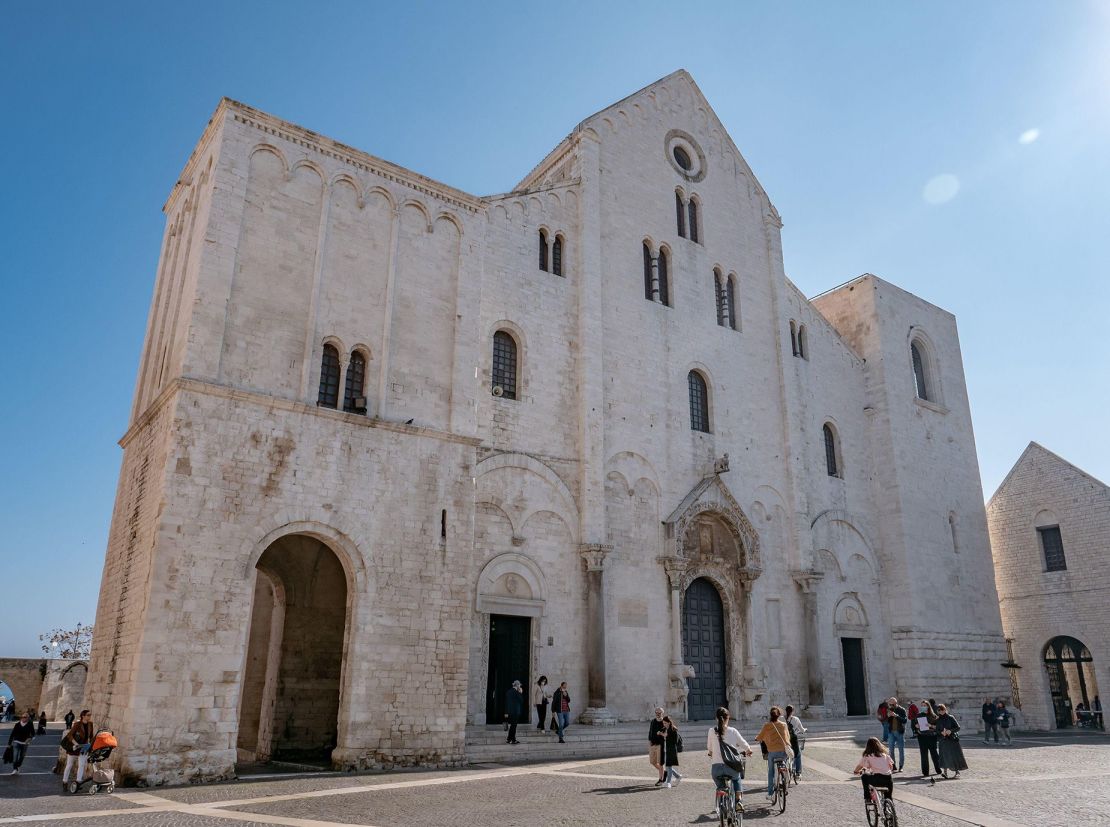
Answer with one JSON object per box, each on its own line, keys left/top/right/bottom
{"left": 658, "top": 249, "right": 670, "bottom": 307}
{"left": 688, "top": 200, "right": 699, "bottom": 243}
{"left": 823, "top": 423, "right": 839, "bottom": 477}
{"left": 343, "top": 350, "right": 367, "bottom": 413}
{"left": 676, "top": 193, "right": 686, "bottom": 238}
{"left": 726, "top": 277, "right": 737, "bottom": 330}
{"left": 643, "top": 242, "right": 654, "bottom": 301}
{"left": 714, "top": 271, "right": 725, "bottom": 327}
{"left": 911, "top": 341, "right": 929, "bottom": 400}
{"left": 317, "top": 344, "right": 340, "bottom": 409}
{"left": 440, "top": 509, "right": 447, "bottom": 540}
{"left": 538, "top": 230, "right": 549, "bottom": 272}
{"left": 552, "top": 235, "right": 563, "bottom": 276}
{"left": 790, "top": 321, "right": 799, "bottom": 357}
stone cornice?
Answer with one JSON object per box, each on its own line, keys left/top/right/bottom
{"left": 120, "top": 377, "right": 482, "bottom": 450}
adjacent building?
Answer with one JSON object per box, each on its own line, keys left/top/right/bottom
{"left": 988, "top": 442, "right": 1108, "bottom": 730}
{"left": 85, "top": 70, "right": 1009, "bottom": 784}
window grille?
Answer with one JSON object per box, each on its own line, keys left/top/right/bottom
{"left": 688, "top": 200, "right": 699, "bottom": 243}
{"left": 643, "top": 243, "right": 654, "bottom": 300}
{"left": 552, "top": 235, "right": 563, "bottom": 276}
{"left": 538, "top": 230, "right": 549, "bottom": 271}
{"left": 343, "top": 350, "right": 366, "bottom": 413}
{"left": 911, "top": 342, "right": 929, "bottom": 400}
{"left": 714, "top": 271, "right": 725, "bottom": 326}
{"left": 492, "top": 331, "right": 518, "bottom": 400}
{"left": 823, "top": 424, "right": 838, "bottom": 477}
{"left": 317, "top": 344, "right": 340, "bottom": 409}
{"left": 658, "top": 249, "right": 670, "bottom": 307}
{"left": 676, "top": 193, "right": 686, "bottom": 238}
{"left": 1038, "top": 526, "right": 1067, "bottom": 571}
{"left": 688, "top": 371, "right": 709, "bottom": 432}
{"left": 726, "top": 277, "right": 737, "bottom": 330}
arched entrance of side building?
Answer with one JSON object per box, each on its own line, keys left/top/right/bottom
{"left": 237, "top": 533, "right": 350, "bottom": 765}
{"left": 1043, "top": 636, "right": 1100, "bottom": 729}
{"left": 682, "top": 577, "right": 727, "bottom": 721}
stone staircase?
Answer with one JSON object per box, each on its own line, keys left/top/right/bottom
{"left": 465, "top": 716, "right": 869, "bottom": 765}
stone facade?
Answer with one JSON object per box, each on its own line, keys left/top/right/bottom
{"left": 86, "top": 70, "right": 1009, "bottom": 785}
{"left": 0, "top": 658, "right": 87, "bottom": 719}
{"left": 987, "top": 442, "right": 1109, "bottom": 730}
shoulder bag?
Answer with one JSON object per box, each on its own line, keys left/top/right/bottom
{"left": 717, "top": 731, "right": 746, "bottom": 774}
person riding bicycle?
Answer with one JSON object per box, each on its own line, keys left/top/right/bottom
{"left": 854, "top": 737, "right": 894, "bottom": 803}
{"left": 754, "top": 706, "right": 793, "bottom": 800}
{"left": 707, "top": 706, "right": 752, "bottom": 816}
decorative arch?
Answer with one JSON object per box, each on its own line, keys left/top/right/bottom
{"left": 833, "top": 593, "right": 870, "bottom": 636}
{"left": 810, "top": 510, "right": 880, "bottom": 579}
{"left": 605, "top": 450, "right": 661, "bottom": 497}
{"left": 665, "top": 475, "right": 762, "bottom": 573}
{"left": 908, "top": 327, "right": 942, "bottom": 404}
{"left": 474, "top": 452, "right": 579, "bottom": 543}
{"left": 434, "top": 212, "right": 464, "bottom": 236}
{"left": 289, "top": 158, "right": 326, "bottom": 187}
{"left": 476, "top": 552, "right": 548, "bottom": 617}
{"left": 243, "top": 519, "right": 368, "bottom": 597}
{"left": 400, "top": 199, "right": 433, "bottom": 231}
{"left": 249, "top": 143, "right": 289, "bottom": 174}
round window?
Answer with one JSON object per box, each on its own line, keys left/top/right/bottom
{"left": 664, "top": 130, "right": 706, "bottom": 181}
{"left": 673, "top": 146, "right": 692, "bottom": 171}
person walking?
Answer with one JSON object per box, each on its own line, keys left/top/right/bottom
{"left": 994, "top": 700, "right": 1013, "bottom": 746}
{"left": 981, "top": 697, "right": 998, "bottom": 744}
{"left": 37, "top": 711, "right": 47, "bottom": 736}
{"left": 532, "top": 676, "right": 550, "bottom": 733}
{"left": 755, "top": 706, "right": 793, "bottom": 800}
{"left": 707, "top": 706, "right": 751, "bottom": 814}
{"left": 934, "top": 704, "right": 968, "bottom": 779}
{"left": 912, "top": 700, "right": 941, "bottom": 777}
{"left": 64, "top": 710, "right": 75, "bottom": 731}
{"left": 885, "top": 697, "right": 908, "bottom": 772}
{"left": 61, "top": 709, "right": 94, "bottom": 789}
{"left": 785, "top": 704, "right": 807, "bottom": 777}
{"left": 505, "top": 681, "right": 525, "bottom": 745}
{"left": 6, "top": 712, "right": 35, "bottom": 775}
{"left": 551, "top": 682, "right": 570, "bottom": 743}
{"left": 648, "top": 707, "right": 666, "bottom": 785}
{"left": 660, "top": 715, "right": 683, "bottom": 788}
{"left": 877, "top": 699, "right": 890, "bottom": 743}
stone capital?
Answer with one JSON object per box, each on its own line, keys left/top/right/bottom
{"left": 791, "top": 569, "right": 824, "bottom": 593}
{"left": 579, "top": 543, "right": 613, "bottom": 572}
{"left": 657, "top": 556, "right": 689, "bottom": 590}
{"left": 737, "top": 567, "right": 762, "bottom": 593}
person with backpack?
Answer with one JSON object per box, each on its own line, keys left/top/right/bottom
{"left": 785, "top": 704, "right": 807, "bottom": 778}
{"left": 660, "top": 715, "right": 683, "bottom": 787}
{"left": 707, "top": 706, "right": 752, "bottom": 815}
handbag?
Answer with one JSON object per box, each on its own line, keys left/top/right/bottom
{"left": 717, "top": 732, "right": 746, "bottom": 774}
{"left": 676, "top": 733, "right": 684, "bottom": 753}
{"left": 2, "top": 745, "right": 12, "bottom": 765}
{"left": 550, "top": 715, "right": 558, "bottom": 730}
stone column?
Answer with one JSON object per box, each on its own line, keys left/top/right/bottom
{"left": 792, "top": 570, "right": 825, "bottom": 713}
{"left": 738, "top": 570, "right": 766, "bottom": 706}
{"left": 659, "top": 557, "right": 694, "bottom": 719}
{"left": 578, "top": 544, "right": 616, "bottom": 725}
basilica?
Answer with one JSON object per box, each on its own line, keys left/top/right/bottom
{"left": 86, "top": 70, "right": 1010, "bottom": 784}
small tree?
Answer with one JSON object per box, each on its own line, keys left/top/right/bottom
{"left": 39, "top": 623, "right": 94, "bottom": 660}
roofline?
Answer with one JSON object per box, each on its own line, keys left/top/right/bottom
{"left": 987, "top": 440, "right": 1110, "bottom": 507}
{"left": 810, "top": 273, "right": 956, "bottom": 320}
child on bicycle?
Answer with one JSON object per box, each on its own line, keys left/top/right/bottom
{"left": 854, "top": 737, "right": 894, "bottom": 802}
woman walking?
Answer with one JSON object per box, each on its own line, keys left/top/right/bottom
{"left": 37, "top": 711, "right": 47, "bottom": 736}
{"left": 913, "top": 700, "right": 941, "bottom": 777}
{"left": 61, "top": 709, "right": 94, "bottom": 790}
{"left": 6, "top": 712, "right": 35, "bottom": 775}
{"left": 934, "top": 704, "right": 968, "bottom": 779}
{"left": 755, "top": 706, "right": 793, "bottom": 800}
{"left": 648, "top": 707, "right": 666, "bottom": 785}
{"left": 660, "top": 715, "right": 683, "bottom": 788}
{"left": 533, "top": 676, "right": 550, "bottom": 733}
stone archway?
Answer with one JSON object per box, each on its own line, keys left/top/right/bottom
{"left": 1043, "top": 636, "right": 1099, "bottom": 729}
{"left": 682, "top": 577, "right": 727, "bottom": 720}
{"left": 237, "top": 533, "right": 350, "bottom": 764}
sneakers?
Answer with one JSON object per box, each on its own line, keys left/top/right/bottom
{"left": 9, "top": 769, "right": 17, "bottom": 775}
{"left": 655, "top": 778, "right": 664, "bottom": 786}
{"left": 664, "top": 782, "right": 672, "bottom": 788}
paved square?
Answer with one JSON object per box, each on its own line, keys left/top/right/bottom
{"left": 3, "top": 728, "right": 1108, "bottom": 826}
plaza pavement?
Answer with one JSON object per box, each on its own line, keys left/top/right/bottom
{"left": 2, "top": 725, "right": 1108, "bottom": 826}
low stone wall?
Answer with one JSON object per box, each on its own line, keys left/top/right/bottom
{"left": 0, "top": 658, "right": 87, "bottom": 719}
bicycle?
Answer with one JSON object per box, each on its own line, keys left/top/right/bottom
{"left": 861, "top": 776, "right": 898, "bottom": 827}
{"left": 713, "top": 774, "right": 743, "bottom": 826}
{"left": 770, "top": 757, "right": 789, "bottom": 813}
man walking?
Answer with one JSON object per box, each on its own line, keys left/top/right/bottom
{"left": 885, "top": 697, "right": 908, "bottom": 772}
{"left": 982, "top": 697, "right": 998, "bottom": 744}
{"left": 505, "top": 681, "right": 525, "bottom": 745}
{"left": 551, "top": 681, "right": 571, "bottom": 743}
{"left": 64, "top": 710, "right": 75, "bottom": 731}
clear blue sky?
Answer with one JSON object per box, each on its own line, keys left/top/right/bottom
{"left": 2, "top": 1, "right": 1108, "bottom": 658}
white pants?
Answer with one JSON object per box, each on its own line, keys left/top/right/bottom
{"left": 63, "top": 753, "right": 88, "bottom": 784}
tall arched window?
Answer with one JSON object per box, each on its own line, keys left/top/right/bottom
{"left": 492, "top": 331, "right": 518, "bottom": 400}
{"left": 688, "top": 371, "right": 709, "bottom": 432}
{"left": 643, "top": 242, "right": 654, "bottom": 301}
{"left": 552, "top": 235, "right": 564, "bottom": 276}
{"left": 797, "top": 325, "right": 808, "bottom": 359}
{"left": 676, "top": 192, "right": 686, "bottom": 238}
{"left": 726, "top": 275, "right": 737, "bottom": 330}
{"left": 790, "top": 321, "right": 799, "bottom": 357}
{"left": 538, "top": 230, "right": 549, "bottom": 272}
{"left": 714, "top": 269, "right": 726, "bottom": 326}
{"left": 317, "top": 344, "right": 340, "bottom": 409}
{"left": 688, "top": 199, "right": 699, "bottom": 243}
{"left": 911, "top": 341, "right": 929, "bottom": 400}
{"left": 823, "top": 423, "right": 839, "bottom": 477}
{"left": 657, "top": 248, "right": 671, "bottom": 307}
{"left": 343, "top": 350, "right": 367, "bottom": 413}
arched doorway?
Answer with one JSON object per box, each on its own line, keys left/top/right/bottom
{"left": 683, "top": 578, "right": 727, "bottom": 721}
{"left": 237, "top": 534, "right": 349, "bottom": 764}
{"left": 1044, "top": 636, "right": 1099, "bottom": 729}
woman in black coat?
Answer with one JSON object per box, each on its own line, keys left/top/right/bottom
{"left": 934, "top": 704, "right": 968, "bottom": 778}
{"left": 912, "top": 700, "right": 942, "bottom": 777}
{"left": 660, "top": 715, "right": 684, "bottom": 787}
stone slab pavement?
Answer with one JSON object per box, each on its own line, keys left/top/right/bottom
{"left": 2, "top": 726, "right": 1108, "bottom": 826}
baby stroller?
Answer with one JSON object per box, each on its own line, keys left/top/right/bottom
{"left": 68, "top": 729, "right": 117, "bottom": 794}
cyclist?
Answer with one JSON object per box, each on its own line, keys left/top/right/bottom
{"left": 784, "top": 704, "right": 807, "bottom": 778}
{"left": 854, "top": 737, "right": 894, "bottom": 804}
{"left": 754, "top": 706, "right": 792, "bottom": 800}
{"left": 707, "top": 706, "right": 752, "bottom": 815}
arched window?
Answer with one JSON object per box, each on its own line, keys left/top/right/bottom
{"left": 726, "top": 275, "right": 737, "bottom": 330}
{"left": 911, "top": 341, "right": 929, "bottom": 400}
{"left": 797, "top": 325, "right": 808, "bottom": 359}
{"left": 343, "top": 350, "right": 367, "bottom": 414}
{"left": 492, "top": 331, "right": 518, "bottom": 400}
{"left": 657, "top": 248, "right": 670, "bottom": 307}
{"left": 823, "top": 423, "right": 839, "bottom": 477}
{"left": 643, "top": 242, "right": 654, "bottom": 301}
{"left": 688, "top": 199, "right": 699, "bottom": 243}
{"left": 538, "top": 230, "right": 549, "bottom": 272}
{"left": 676, "top": 192, "right": 686, "bottom": 238}
{"left": 688, "top": 371, "right": 709, "bottom": 433}
{"left": 317, "top": 344, "right": 340, "bottom": 409}
{"left": 790, "top": 321, "right": 799, "bottom": 357}
{"left": 673, "top": 145, "right": 692, "bottom": 171}
{"left": 552, "top": 235, "right": 564, "bottom": 277}
{"left": 714, "top": 269, "right": 725, "bottom": 326}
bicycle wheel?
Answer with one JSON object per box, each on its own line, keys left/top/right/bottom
{"left": 866, "top": 800, "right": 879, "bottom": 827}
{"left": 718, "top": 797, "right": 728, "bottom": 827}
{"left": 882, "top": 797, "right": 898, "bottom": 827}
{"left": 778, "top": 775, "right": 787, "bottom": 814}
